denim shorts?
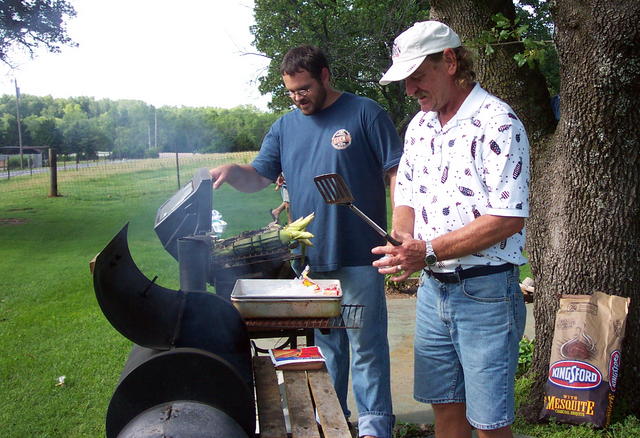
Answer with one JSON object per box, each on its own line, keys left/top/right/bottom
{"left": 413, "top": 266, "right": 526, "bottom": 430}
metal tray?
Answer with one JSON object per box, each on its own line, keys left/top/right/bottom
{"left": 230, "top": 279, "right": 342, "bottom": 319}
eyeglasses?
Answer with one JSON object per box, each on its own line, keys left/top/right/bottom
{"left": 287, "top": 88, "right": 311, "bottom": 98}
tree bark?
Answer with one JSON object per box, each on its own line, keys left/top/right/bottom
{"left": 529, "top": 0, "right": 640, "bottom": 420}
{"left": 430, "top": 0, "right": 640, "bottom": 423}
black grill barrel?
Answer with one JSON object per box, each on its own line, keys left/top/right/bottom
{"left": 93, "top": 225, "right": 255, "bottom": 438}
{"left": 117, "top": 401, "right": 248, "bottom": 438}
{"left": 106, "top": 347, "right": 253, "bottom": 438}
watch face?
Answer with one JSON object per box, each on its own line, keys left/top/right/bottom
{"left": 425, "top": 254, "right": 437, "bottom": 266}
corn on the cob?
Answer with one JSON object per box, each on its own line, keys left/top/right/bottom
{"left": 212, "top": 213, "right": 315, "bottom": 260}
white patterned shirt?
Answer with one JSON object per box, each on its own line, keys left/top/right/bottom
{"left": 395, "top": 83, "right": 530, "bottom": 271}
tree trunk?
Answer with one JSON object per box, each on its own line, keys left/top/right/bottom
{"left": 527, "top": 0, "right": 640, "bottom": 420}
{"left": 430, "top": 0, "right": 640, "bottom": 423}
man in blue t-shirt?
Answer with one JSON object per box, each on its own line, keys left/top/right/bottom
{"left": 209, "top": 45, "right": 402, "bottom": 438}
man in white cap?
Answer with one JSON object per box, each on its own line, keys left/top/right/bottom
{"left": 372, "top": 21, "right": 530, "bottom": 438}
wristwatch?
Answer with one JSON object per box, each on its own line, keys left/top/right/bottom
{"left": 424, "top": 240, "right": 437, "bottom": 267}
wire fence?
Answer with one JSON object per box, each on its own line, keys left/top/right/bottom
{"left": 0, "top": 151, "right": 257, "bottom": 205}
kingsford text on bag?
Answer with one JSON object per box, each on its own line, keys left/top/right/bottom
{"left": 540, "top": 291, "right": 630, "bottom": 427}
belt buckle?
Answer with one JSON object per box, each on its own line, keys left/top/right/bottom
{"left": 451, "top": 266, "right": 463, "bottom": 283}
{"left": 426, "top": 269, "right": 462, "bottom": 284}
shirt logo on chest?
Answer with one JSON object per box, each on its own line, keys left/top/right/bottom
{"left": 331, "top": 129, "right": 352, "bottom": 150}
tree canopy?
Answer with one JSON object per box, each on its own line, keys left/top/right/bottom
{"left": 0, "top": 0, "right": 76, "bottom": 64}
{"left": 251, "top": 0, "right": 558, "bottom": 129}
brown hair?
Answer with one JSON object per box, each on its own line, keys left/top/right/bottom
{"left": 280, "top": 45, "right": 330, "bottom": 81}
{"left": 427, "top": 47, "right": 475, "bottom": 88}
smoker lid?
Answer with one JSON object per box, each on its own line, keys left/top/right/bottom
{"left": 154, "top": 168, "right": 213, "bottom": 260}
{"left": 93, "top": 224, "right": 183, "bottom": 349}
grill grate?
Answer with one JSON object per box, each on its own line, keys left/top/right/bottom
{"left": 244, "top": 304, "right": 364, "bottom": 330}
{"left": 210, "top": 225, "right": 302, "bottom": 270}
{"left": 214, "top": 248, "right": 299, "bottom": 269}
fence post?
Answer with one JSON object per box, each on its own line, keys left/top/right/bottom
{"left": 175, "top": 151, "right": 181, "bottom": 188}
{"left": 49, "top": 148, "right": 59, "bottom": 197}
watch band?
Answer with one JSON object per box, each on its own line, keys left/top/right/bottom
{"left": 425, "top": 240, "right": 437, "bottom": 266}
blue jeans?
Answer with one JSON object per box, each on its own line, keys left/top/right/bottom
{"left": 313, "top": 266, "right": 394, "bottom": 437}
{"left": 413, "top": 266, "right": 525, "bottom": 430}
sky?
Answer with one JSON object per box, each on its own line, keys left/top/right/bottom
{"left": 0, "top": 0, "right": 273, "bottom": 110}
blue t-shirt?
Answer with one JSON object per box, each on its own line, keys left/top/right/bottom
{"left": 252, "top": 92, "right": 402, "bottom": 271}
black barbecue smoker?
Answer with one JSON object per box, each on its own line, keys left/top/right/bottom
{"left": 92, "top": 168, "right": 363, "bottom": 437}
{"left": 92, "top": 168, "right": 305, "bottom": 438}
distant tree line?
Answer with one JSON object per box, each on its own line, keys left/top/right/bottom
{"left": 0, "top": 94, "right": 282, "bottom": 160}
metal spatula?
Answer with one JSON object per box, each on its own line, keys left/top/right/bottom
{"left": 314, "top": 173, "right": 401, "bottom": 246}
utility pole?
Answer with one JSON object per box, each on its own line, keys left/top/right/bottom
{"left": 14, "top": 78, "right": 23, "bottom": 169}
{"left": 154, "top": 106, "right": 158, "bottom": 149}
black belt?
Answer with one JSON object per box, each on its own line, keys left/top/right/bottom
{"left": 425, "top": 263, "right": 514, "bottom": 284}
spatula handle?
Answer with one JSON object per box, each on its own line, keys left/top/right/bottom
{"left": 348, "top": 205, "right": 401, "bottom": 246}
{"left": 386, "top": 235, "right": 402, "bottom": 246}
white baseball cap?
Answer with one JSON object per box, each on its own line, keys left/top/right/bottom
{"left": 379, "top": 21, "right": 461, "bottom": 85}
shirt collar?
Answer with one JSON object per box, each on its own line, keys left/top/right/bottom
{"left": 450, "top": 82, "right": 487, "bottom": 122}
{"left": 418, "top": 83, "right": 488, "bottom": 131}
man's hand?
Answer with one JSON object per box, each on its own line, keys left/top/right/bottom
{"left": 208, "top": 164, "right": 272, "bottom": 193}
{"left": 371, "top": 231, "right": 426, "bottom": 281}
{"left": 274, "top": 174, "right": 285, "bottom": 191}
{"left": 209, "top": 164, "right": 233, "bottom": 190}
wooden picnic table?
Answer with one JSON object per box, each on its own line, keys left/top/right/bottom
{"left": 253, "top": 356, "right": 352, "bottom": 438}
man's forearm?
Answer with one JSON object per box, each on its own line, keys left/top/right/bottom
{"left": 431, "top": 215, "right": 525, "bottom": 262}
{"left": 374, "top": 213, "right": 524, "bottom": 279}
{"left": 392, "top": 205, "right": 415, "bottom": 237}
{"left": 386, "top": 166, "right": 398, "bottom": 209}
